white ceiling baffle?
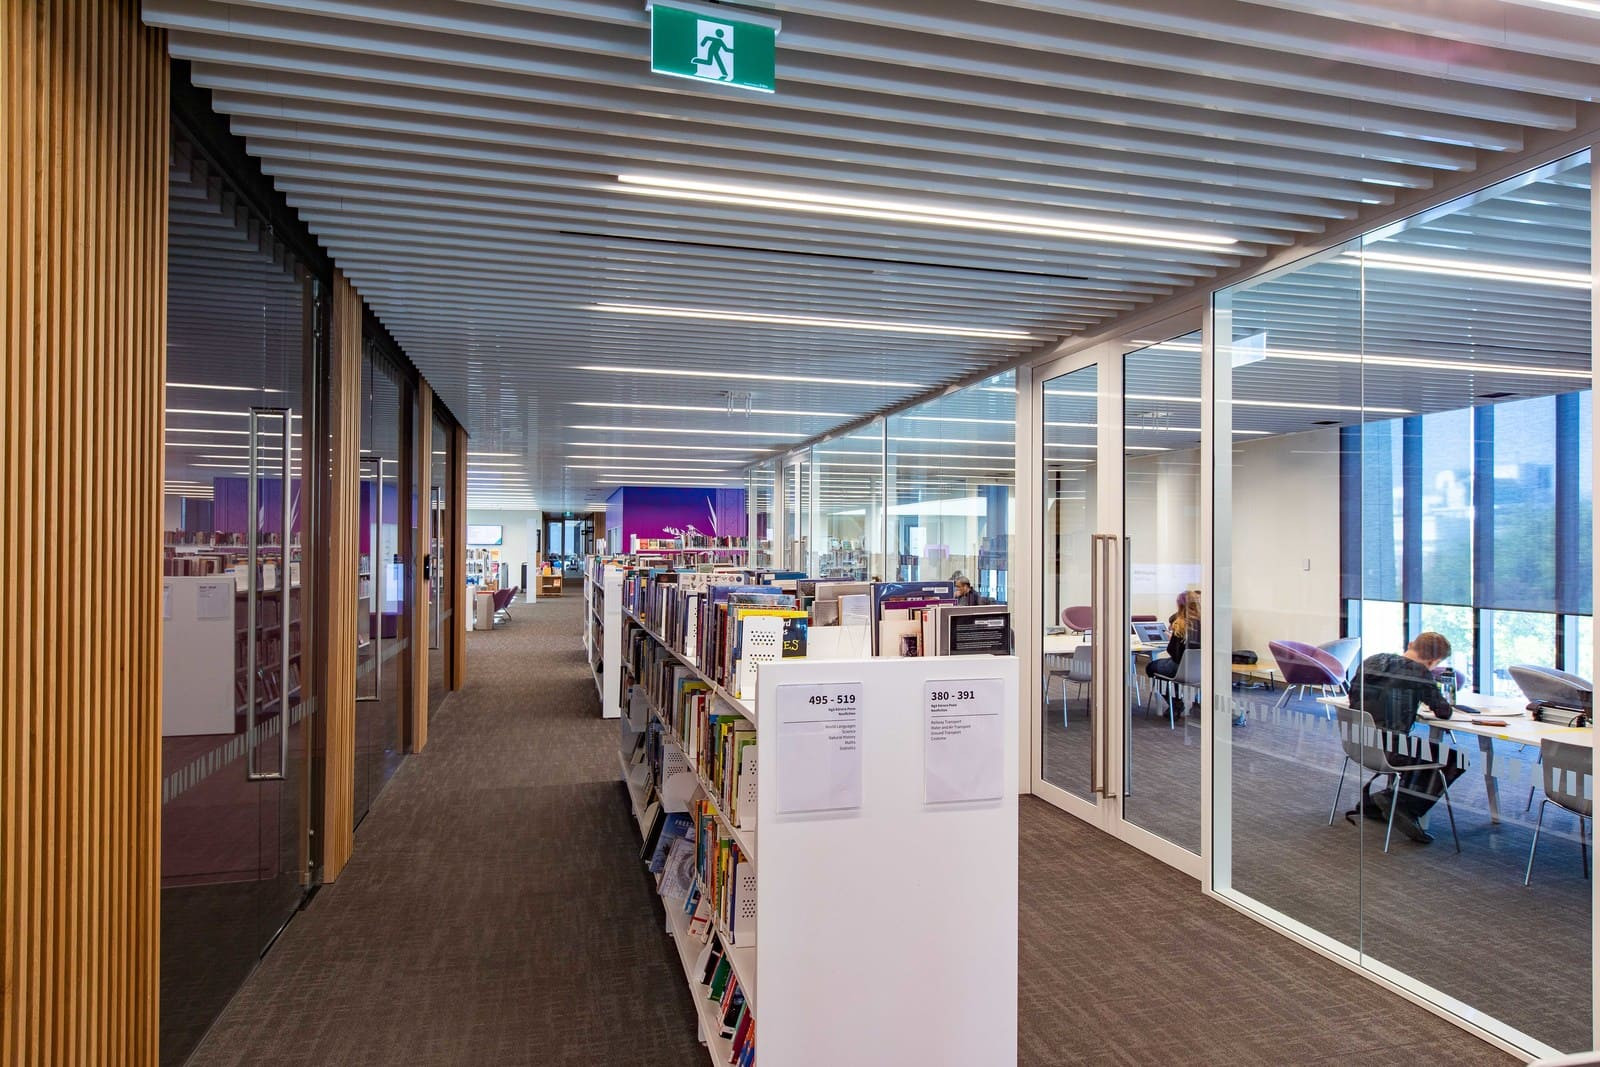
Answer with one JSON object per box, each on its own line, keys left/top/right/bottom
{"left": 141, "top": 0, "right": 1600, "bottom": 508}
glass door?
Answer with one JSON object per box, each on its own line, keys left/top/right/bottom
{"left": 159, "top": 132, "right": 317, "bottom": 1065}
{"left": 1034, "top": 339, "right": 1203, "bottom": 876}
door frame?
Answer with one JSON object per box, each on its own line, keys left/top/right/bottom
{"left": 1025, "top": 327, "right": 1207, "bottom": 880}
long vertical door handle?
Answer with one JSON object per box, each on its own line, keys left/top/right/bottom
{"left": 278, "top": 410, "right": 292, "bottom": 777}
{"left": 358, "top": 457, "right": 380, "bottom": 702}
{"left": 246, "top": 410, "right": 260, "bottom": 778}
{"left": 248, "top": 407, "right": 289, "bottom": 781}
{"left": 375, "top": 459, "right": 385, "bottom": 701}
{"left": 1089, "top": 534, "right": 1101, "bottom": 796}
{"left": 1102, "top": 534, "right": 1118, "bottom": 799}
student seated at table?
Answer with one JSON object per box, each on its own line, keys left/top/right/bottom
{"left": 1344, "top": 631, "right": 1464, "bottom": 844}
{"left": 1147, "top": 592, "right": 1200, "bottom": 719}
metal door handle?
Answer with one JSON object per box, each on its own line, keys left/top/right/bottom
{"left": 358, "top": 456, "right": 381, "bottom": 703}
{"left": 247, "top": 407, "right": 290, "bottom": 782}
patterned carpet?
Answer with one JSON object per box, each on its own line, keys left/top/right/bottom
{"left": 184, "top": 595, "right": 1510, "bottom": 1066}
{"left": 186, "top": 594, "right": 703, "bottom": 1066}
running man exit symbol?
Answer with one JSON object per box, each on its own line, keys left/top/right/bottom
{"left": 648, "top": 2, "right": 778, "bottom": 94}
{"left": 693, "top": 20, "right": 734, "bottom": 82}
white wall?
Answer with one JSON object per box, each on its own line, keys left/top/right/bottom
{"left": 464, "top": 508, "right": 539, "bottom": 590}
{"left": 1229, "top": 427, "right": 1342, "bottom": 655}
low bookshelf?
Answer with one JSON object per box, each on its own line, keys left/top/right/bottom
{"left": 614, "top": 603, "right": 1018, "bottom": 1067}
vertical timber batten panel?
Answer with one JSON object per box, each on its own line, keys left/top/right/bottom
{"left": 410, "top": 380, "right": 432, "bottom": 753}
{"left": 320, "top": 271, "right": 361, "bottom": 882}
{"left": 1, "top": 2, "right": 167, "bottom": 1064}
{"left": 450, "top": 425, "right": 468, "bottom": 691}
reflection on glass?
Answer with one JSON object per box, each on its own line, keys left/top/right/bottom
{"left": 1039, "top": 364, "right": 1097, "bottom": 803}
{"left": 356, "top": 346, "right": 410, "bottom": 825}
{"left": 1216, "top": 152, "right": 1592, "bottom": 1056}
{"left": 159, "top": 134, "right": 314, "bottom": 1065}
{"left": 1122, "top": 333, "right": 1202, "bottom": 853}
{"left": 886, "top": 370, "right": 1015, "bottom": 601}
{"left": 813, "top": 428, "right": 881, "bottom": 580}
{"left": 428, "top": 414, "right": 450, "bottom": 717}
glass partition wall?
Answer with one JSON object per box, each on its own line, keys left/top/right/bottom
{"left": 356, "top": 342, "right": 413, "bottom": 824}
{"left": 1214, "top": 152, "right": 1594, "bottom": 1057}
{"left": 160, "top": 134, "right": 319, "bottom": 1065}
{"left": 886, "top": 370, "right": 1015, "bottom": 599}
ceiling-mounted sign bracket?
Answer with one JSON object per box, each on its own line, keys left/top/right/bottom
{"left": 646, "top": 0, "right": 780, "bottom": 94}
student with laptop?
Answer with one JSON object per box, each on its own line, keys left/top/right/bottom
{"left": 1344, "top": 631, "right": 1464, "bottom": 844}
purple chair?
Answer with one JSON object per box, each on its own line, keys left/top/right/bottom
{"left": 492, "top": 586, "right": 518, "bottom": 623}
{"left": 1061, "top": 605, "right": 1094, "bottom": 634}
{"left": 1268, "top": 640, "right": 1348, "bottom": 715}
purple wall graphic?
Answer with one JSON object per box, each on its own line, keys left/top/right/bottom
{"left": 606, "top": 486, "right": 748, "bottom": 550}
{"left": 204, "top": 476, "right": 305, "bottom": 538}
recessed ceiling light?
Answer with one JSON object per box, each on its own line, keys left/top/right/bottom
{"left": 568, "top": 441, "right": 767, "bottom": 453}
{"left": 569, "top": 424, "right": 803, "bottom": 439}
{"left": 567, "top": 455, "right": 734, "bottom": 466}
{"left": 577, "top": 364, "right": 926, "bottom": 389}
{"left": 571, "top": 401, "right": 859, "bottom": 419}
{"left": 167, "top": 382, "right": 284, "bottom": 393}
{"left": 468, "top": 451, "right": 520, "bottom": 458}
{"left": 1345, "top": 250, "right": 1591, "bottom": 288}
{"left": 615, "top": 174, "right": 1238, "bottom": 252}
{"left": 587, "top": 304, "right": 1033, "bottom": 341}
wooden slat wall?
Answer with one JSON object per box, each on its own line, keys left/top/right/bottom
{"left": 320, "top": 270, "right": 362, "bottom": 882}
{"left": 410, "top": 380, "right": 433, "bottom": 752}
{"left": 450, "top": 424, "right": 468, "bottom": 690}
{"left": 1, "top": 2, "right": 167, "bottom": 1064}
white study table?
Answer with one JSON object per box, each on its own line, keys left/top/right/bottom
{"left": 1323, "top": 693, "right": 1591, "bottom": 823}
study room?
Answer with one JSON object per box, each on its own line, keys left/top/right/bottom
{"left": 1030, "top": 149, "right": 1596, "bottom": 1058}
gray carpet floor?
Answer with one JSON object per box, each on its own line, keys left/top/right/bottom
{"left": 1043, "top": 681, "right": 1592, "bottom": 1054}
{"left": 184, "top": 596, "right": 1513, "bottom": 1065}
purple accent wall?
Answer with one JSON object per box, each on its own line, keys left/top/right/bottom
{"left": 606, "top": 486, "right": 748, "bottom": 551}
{"left": 208, "top": 476, "right": 305, "bottom": 537}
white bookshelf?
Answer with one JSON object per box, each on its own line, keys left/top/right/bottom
{"left": 583, "top": 561, "right": 624, "bottom": 719}
{"left": 612, "top": 605, "right": 1019, "bottom": 1067}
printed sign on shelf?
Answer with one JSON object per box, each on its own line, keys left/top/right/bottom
{"left": 923, "top": 677, "right": 1005, "bottom": 804}
{"left": 774, "top": 681, "right": 862, "bottom": 814}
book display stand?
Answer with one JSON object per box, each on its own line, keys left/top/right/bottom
{"left": 614, "top": 601, "right": 1019, "bottom": 1067}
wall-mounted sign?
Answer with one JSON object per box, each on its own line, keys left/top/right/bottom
{"left": 648, "top": 0, "right": 779, "bottom": 94}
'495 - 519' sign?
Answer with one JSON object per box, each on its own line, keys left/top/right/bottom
{"left": 647, "top": 1, "right": 779, "bottom": 94}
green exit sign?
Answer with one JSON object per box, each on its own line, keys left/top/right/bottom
{"left": 648, "top": 1, "right": 779, "bottom": 94}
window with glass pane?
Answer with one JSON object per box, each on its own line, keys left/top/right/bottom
{"left": 1416, "top": 603, "right": 1473, "bottom": 684}
{"left": 1418, "top": 408, "right": 1473, "bottom": 605}
{"left": 1360, "top": 420, "right": 1403, "bottom": 604}
{"left": 813, "top": 430, "right": 881, "bottom": 580}
{"left": 885, "top": 371, "right": 1014, "bottom": 601}
{"left": 1217, "top": 150, "right": 1592, "bottom": 1059}
{"left": 1485, "top": 609, "right": 1560, "bottom": 697}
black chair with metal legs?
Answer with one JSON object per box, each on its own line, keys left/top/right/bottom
{"left": 1525, "top": 737, "right": 1592, "bottom": 886}
{"left": 1327, "top": 704, "right": 1462, "bottom": 854}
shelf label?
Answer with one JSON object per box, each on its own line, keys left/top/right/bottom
{"left": 774, "top": 681, "right": 862, "bottom": 815}
{"left": 924, "top": 678, "right": 1005, "bottom": 805}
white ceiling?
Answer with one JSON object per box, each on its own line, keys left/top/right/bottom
{"left": 142, "top": 0, "right": 1600, "bottom": 511}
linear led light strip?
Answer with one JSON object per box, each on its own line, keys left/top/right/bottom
{"left": 568, "top": 441, "right": 766, "bottom": 454}
{"left": 568, "top": 424, "right": 804, "bottom": 439}
{"left": 167, "top": 382, "right": 284, "bottom": 393}
{"left": 1158, "top": 336, "right": 1588, "bottom": 380}
{"left": 571, "top": 400, "right": 859, "bottom": 419}
{"left": 902, "top": 414, "right": 1267, "bottom": 435}
{"left": 567, "top": 455, "right": 735, "bottom": 466}
{"left": 586, "top": 304, "right": 1033, "bottom": 342}
{"left": 1042, "top": 388, "right": 1410, "bottom": 416}
{"left": 578, "top": 364, "right": 923, "bottom": 389}
{"left": 1345, "top": 250, "right": 1591, "bottom": 289}
{"left": 615, "top": 175, "right": 1238, "bottom": 253}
